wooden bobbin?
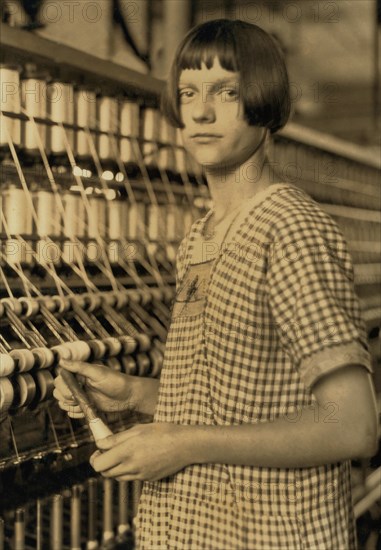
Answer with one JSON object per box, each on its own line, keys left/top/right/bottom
{"left": 65, "top": 341, "right": 91, "bottom": 361}
{"left": 52, "top": 296, "right": 71, "bottom": 314}
{"left": 41, "top": 296, "right": 58, "bottom": 313}
{"left": 0, "top": 64, "right": 21, "bottom": 148}
{"left": 87, "top": 478, "right": 98, "bottom": 550}
{"left": 32, "top": 347, "right": 55, "bottom": 369}
{"left": 70, "top": 295, "right": 87, "bottom": 311}
{"left": 34, "top": 370, "right": 55, "bottom": 402}
{"left": 34, "top": 190, "right": 61, "bottom": 264}
{"left": 117, "top": 481, "right": 130, "bottom": 540}
{"left": 75, "top": 86, "right": 96, "bottom": 159}
{"left": 134, "top": 333, "right": 151, "bottom": 353}
{"left": 19, "top": 297, "right": 40, "bottom": 318}
{"left": 103, "top": 337, "right": 123, "bottom": 357}
{"left": 0, "top": 302, "right": 4, "bottom": 318}
{"left": 102, "top": 293, "right": 117, "bottom": 307}
{"left": 135, "top": 353, "right": 151, "bottom": 377}
{"left": 150, "top": 288, "right": 163, "bottom": 303}
{"left": 119, "top": 335, "right": 137, "bottom": 355}
{"left": 59, "top": 369, "right": 113, "bottom": 443}
{"left": 1, "top": 297, "right": 23, "bottom": 316}
{"left": 86, "top": 293, "right": 103, "bottom": 313}
{"left": 88, "top": 339, "right": 107, "bottom": 360}
{"left": 48, "top": 79, "right": 75, "bottom": 155}
{"left": 120, "top": 98, "right": 139, "bottom": 163}
{"left": 107, "top": 199, "right": 125, "bottom": 264}
{"left": 0, "top": 354, "right": 16, "bottom": 377}
{"left": 102, "top": 479, "right": 114, "bottom": 546}
{"left": 3, "top": 185, "right": 32, "bottom": 265}
{"left": 98, "top": 95, "right": 118, "bottom": 162}
{"left": 70, "top": 484, "right": 82, "bottom": 550}
{"left": 127, "top": 202, "right": 145, "bottom": 241}
{"left": 14, "top": 508, "right": 25, "bottom": 550}
{"left": 86, "top": 195, "right": 107, "bottom": 262}
{"left": 114, "top": 291, "right": 129, "bottom": 310}
{"left": 120, "top": 356, "right": 137, "bottom": 376}
{"left": 142, "top": 107, "right": 159, "bottom": 161}
{"left": 149, "top": 348, "right": 163, "bottom": 379}
{"left": 127, "top": 290, "right": 141, "bottom": 304}
{"left": 13, "top": 374, "right": 36, "bottom": 408}
{"left": 0, "top": 378, "right": 14, "bottom": 412}
{"left": 51, "top": 344, "right": 72, "bottom": 361}
{"left": 139, "top": 289, "right": 152, "bottom": 307}
{"left": 50, "top": 494, "right": 63, "bottom": 550}
{"left": 9, "top": 349, "right": 35, "bottom": 372}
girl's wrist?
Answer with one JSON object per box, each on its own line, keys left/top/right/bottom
{"left": 121, "top": 374, "right": 141, "bottom": 411}
{"left": 177, "top": 425, "right": 213, "bottom": 466}
{"left": 123, "top": 375, "right": 160, "bottom": 416}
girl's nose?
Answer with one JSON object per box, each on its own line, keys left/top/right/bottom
{"left": 191, "top": 95, "right": 216, "bottom": 123}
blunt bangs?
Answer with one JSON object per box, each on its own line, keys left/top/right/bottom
{"left": 175, "top": 22, "right": 239, "bottom": 73}
{"left": 161, "top": 19, "right": 291, "bottom": 134}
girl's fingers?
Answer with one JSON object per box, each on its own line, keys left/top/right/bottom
{"left": 99, "top": 464, "right": 140, "bottom": 478}
{"left": 60, "top": 360, "right": 107, "bottom": 384}
{"left": 58, "top": 400, "right": 83, "bottom": 415}
{"left": 53, "top": 377, "right": 75, "bottom": 401}
{"left": 53, "top": 388, "right": 75, "bottom": 403}
{"left": 68, "top": 411, "right": 86, "bottom": 419}
{"left": 91, "top": 443, "right": 132, "bottom": 472}
{"left": 96, "top": 427, "right": 136, "bottom": 449}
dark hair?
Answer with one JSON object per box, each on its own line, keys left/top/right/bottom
{"left": 161, "top": 19, "right": 291, "bottom": 133}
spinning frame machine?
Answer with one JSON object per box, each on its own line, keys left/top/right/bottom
{"left": 1, "top": 24, "right": 380, "bottom": 550}
{"left": 0, "top": 29, "right": 209, "bottom": 550}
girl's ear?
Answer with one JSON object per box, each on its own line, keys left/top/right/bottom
{"left": 264, "top": 129, "right": 271, "bottom": 159}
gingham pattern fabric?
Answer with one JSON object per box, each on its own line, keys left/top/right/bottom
{"left": 134, "top": 183, "right": 372, "bottom": 550}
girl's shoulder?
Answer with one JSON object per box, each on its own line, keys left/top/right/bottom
{"left": 247, "top": 183, "right": 345, "bottom": 242}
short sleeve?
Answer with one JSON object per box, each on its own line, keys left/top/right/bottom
{"left": 267, "top": 208, "right": 373, "bottom": 389}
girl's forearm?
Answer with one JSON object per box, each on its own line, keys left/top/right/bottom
{"left": 180, "top": 404, "right": 374, "bottom": 469}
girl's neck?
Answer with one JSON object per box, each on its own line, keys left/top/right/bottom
{"left": 204, "top": 154, "right": 278, "bottom": 219}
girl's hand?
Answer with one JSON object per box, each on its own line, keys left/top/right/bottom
{"left": 90, "top": 423, "right": 192, "bottom": 481}
{"left": 53, "top": 360, "right": 134, "bottom": 418}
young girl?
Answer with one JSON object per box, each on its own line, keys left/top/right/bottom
{"left": 54, "top": 19, "right": 378, "bottom": 549}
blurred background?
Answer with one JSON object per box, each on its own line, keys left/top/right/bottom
{"left": 2, "top": 0, "right": 380, "bottom": 148}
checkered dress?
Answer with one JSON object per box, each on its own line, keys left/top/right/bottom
{"left": 134, "top": 183, "right": 372, "bottom": 549}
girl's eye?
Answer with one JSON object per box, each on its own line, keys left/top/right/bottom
{"left": 178, "top": 90, "right": 195, "bottom": 103}
{"left": 219, "top": 88, "right": 239, "bottom": 102}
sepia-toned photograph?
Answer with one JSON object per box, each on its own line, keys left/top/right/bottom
{"left": 0, "top": 1, "right": 380, "bottom": 548}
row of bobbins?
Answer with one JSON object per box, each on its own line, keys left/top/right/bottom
{"left": 0, "top": 477, "right": 142, "bottom": 550}
{"left": 1, "top": 183, "right": 197, "bottom": 265}
{"left": 272, "top": 139, "right": 380, "bottom": 208}
{"left": 0, "top": 287, "right": 174, "bottom": 321}
{"left": 0, "top": 288, "right": 169, "bottom": 414}
{"left": 0, "top": 334, "right": 163, "bottom": 415}
{"left": 0, "top": 63, "right": 200, "bottom": 174}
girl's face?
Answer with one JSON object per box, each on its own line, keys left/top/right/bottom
{"left": 178, "top": 57, "right": 265, "bottom": 170}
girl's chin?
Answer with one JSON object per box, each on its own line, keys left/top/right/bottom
{"left": 191, "top": 154, "right": 229, "bottom": 169}
{"left": 196, "top": 162, "right": 225, "bottom": 173}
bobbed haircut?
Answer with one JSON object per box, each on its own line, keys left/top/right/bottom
{"left": 161, "top": 19, "right": 291, "bottom": 133}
